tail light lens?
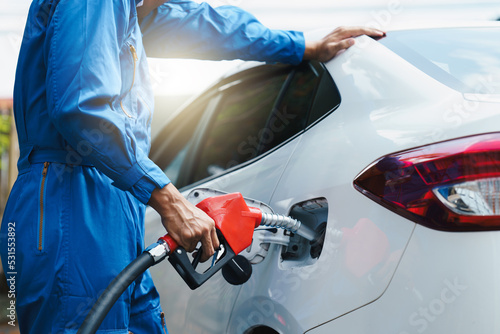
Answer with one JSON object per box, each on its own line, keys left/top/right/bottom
{"left": 354, "top": 133, "right": 500, "bottom": 231}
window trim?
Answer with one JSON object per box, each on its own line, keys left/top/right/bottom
{"left": 305, "top": 62, "right": 342, "bottom": 129}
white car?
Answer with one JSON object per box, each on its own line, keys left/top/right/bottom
{"left": 145, "top": 23, "right": 500, "bottom": 334}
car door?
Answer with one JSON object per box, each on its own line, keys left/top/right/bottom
{"left": 146, "top": 62, "right": 334, "bottom": 334}
{"left": 227, "top": 44, "right": 421, "bottom": 332}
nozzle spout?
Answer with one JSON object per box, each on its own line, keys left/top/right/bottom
{"left": 260, "top": 212, "right": 318, "bottom": 242}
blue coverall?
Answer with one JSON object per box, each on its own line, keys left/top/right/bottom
{"left": 0, "top": 0, "right": 305, "bottom": 332}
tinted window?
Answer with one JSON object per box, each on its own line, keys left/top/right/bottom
{"left": 191, "top": 71, "right": 289, "bottom": 182}
{"left": 163, "top": 143, "right": 190, "bottom": 185}
{"left": 381, "top": 28, "right": 500, "bottom": 94}
{"left": 308, "top": 67, "right": 341, "bottom": 126}
{"left": 257, "top": 63, "right": 319, "bottom": 155}
{"left": 150, "top": 96, "right": 211, "bottom": 186}
{"left": 154, "top": 62, "right": 341, "bottom": 188}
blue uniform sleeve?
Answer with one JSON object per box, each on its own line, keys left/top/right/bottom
{"left": 140, "top": 0, "right": 306, "bottom": 65}
{"left": 46, "top": 0, "right": 170, "bottom": 204}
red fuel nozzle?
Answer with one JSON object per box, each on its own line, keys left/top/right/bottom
{"left": 159, "top": 192, "right": 262, "bottom": 255}
{"left": 195, "top": 192, "right": 262, "bottom": 254}
{"left": 157, "top": 192, "right": 263, "bottom": 290}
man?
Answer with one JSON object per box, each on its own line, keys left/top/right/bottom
{"left": 0, "top": 0, "right": 383, "bottom": 332}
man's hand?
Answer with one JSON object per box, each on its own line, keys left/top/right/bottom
{"left": 148, "top": 183, "right": 219, "bottom": 262}
{"left": 303, "top": 26, "right": 386, "bottom": 62}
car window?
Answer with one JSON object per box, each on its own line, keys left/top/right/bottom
{"left": 256, "top": 63, "right": 319, "bottom": 155}
{"left": 153, "top": 61, "right": 342, "bottom": 188}
{"left": 163, "top": 143, "right": 190, "bottom": 185}
{"left": 189, "top": 62, "right": 340, "bottom": 184}
{"left": 191, "top": 70, "right": 290, "bottom": 182}
{"left": 307, "top": 64, "right": 341, "bottom": 127}
{"left": 380, "top": 28, "right": 500, "bottom": 95}
{"left": 150, "top": 95, "right": 213, "bottom": 186}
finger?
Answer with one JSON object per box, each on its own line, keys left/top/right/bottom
{"left": 173, "top": 229, "right": 193, "bottom": 252}
{"left": 199, "top": 230, "right": 215, "bottom": 262}
{"left": 211, "top": 227, "right": 220, "bottom": 250}
{"left": 330, "top": 38, "right": 355, "bottom": 57}
{"left": 360, "top": 27, "right": 386, "bottom": 38}
{"left": 180, "top": 233, "right": 198, "bottom": 253}
{"left": 185, "top": 240, "right": 197, "bottom": 253}
{"left": 335, "top": 26, "right": 385, "bottom": 39}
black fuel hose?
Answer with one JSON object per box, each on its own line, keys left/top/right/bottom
{"left": 77, "top": 252, "right": 155, "bottom": 334}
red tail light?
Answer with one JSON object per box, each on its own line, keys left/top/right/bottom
{"left": 354, "top": 133, "right": 500, "bottom": 231}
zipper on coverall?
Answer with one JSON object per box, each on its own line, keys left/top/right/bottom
{"left": 161, "top": 312, "right": 168, "bottom": 334}
{"left": 38, "top": 162, "right": 50, "bottom": 251}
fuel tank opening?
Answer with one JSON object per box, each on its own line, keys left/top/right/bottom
{"left": 281, "top": 198, "right": 328, "bottom": 267}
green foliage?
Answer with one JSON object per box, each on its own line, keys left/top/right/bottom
{"left": 0, "top": 115, "right": 11, "bottom": 168}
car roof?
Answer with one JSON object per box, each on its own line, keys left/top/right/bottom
{"left": 222, "top": 21, "right": 500, "bottom": 80}
{"left": 308, "top": 20, "right": 500, "bottom": 37}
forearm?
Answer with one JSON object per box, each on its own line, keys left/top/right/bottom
{"left": 140, "top": 1, "right": 305, "bottom": 64}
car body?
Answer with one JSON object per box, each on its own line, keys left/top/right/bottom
{"left": 144, "top": 23, "right": 500, "bottom": 334}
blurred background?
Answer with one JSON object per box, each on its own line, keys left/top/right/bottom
{"left": 0, "top": 0, "right": 500, "bottom": 327}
